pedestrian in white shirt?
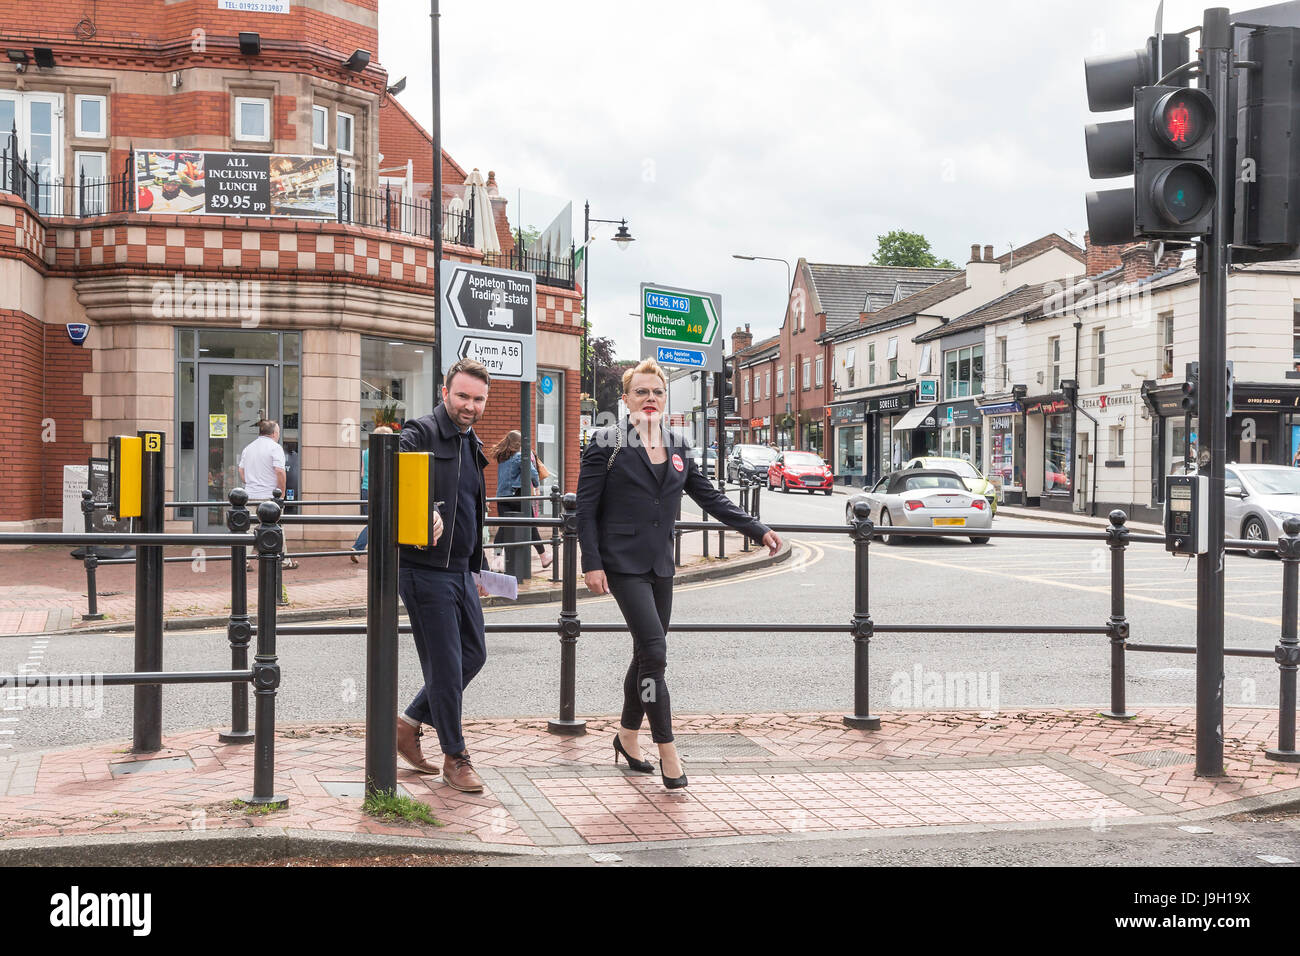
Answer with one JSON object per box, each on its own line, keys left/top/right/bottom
{"left": 238, "top": 420, "right": 297, "bottom": 569}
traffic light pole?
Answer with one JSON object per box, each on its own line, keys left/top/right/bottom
{"left": 1195, "top": 6, "right": 1231, "bottom": 779}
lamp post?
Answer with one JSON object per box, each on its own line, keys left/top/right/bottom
{"left": 582, "top": 201, "right": 634, "bottom": 396}
{"left": 732, "top": 253, "right": 792, "bottom": 295}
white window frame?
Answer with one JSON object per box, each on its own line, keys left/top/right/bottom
{"left": 802, "top": 359, "right": 811, "bottom": 390}
{"left": 311, "top": 104, "right": 329, "bottom": 149}
{"left": 1161, "top": 313, "right": 1176, "bottom": 376}
{"left": 1094, "top": 327, "right": 1106, "bottom": 387}
{"left": 777, "top": 368, "right": 784, "bottom": 396}
{"left": 75, "top": 94, "right": 107, "bottom": 139}
{"left": 1110, "top": 424, "right": 1125, "bottom": 458}
{"left": 337, "top": 110, "right": 355, "bottom": 155}
{"left": 74, "top": 151, "right": 107, "bottom": 215}
{"left": 1050, "top": 336, "right": 1061, "bottom": 390}
{"left": 765, "top": 369, "right": 771, "bottom": 398}
{"left": 918, "top": 344, "right": 932, "bottom": 375}
{"left": 743, "top": 375, "right": 750, "bottom": 403}
{"left": 235, "top": 96, "right": 271, "bottom": 142}
{"left": 997, "top": 336, "right": 1009, "bottom": 389}
{"left": 886, "top": 337, "right": 899, "bottom": 360}
{"left": 815, "top": 355, "right": 824, "bottom": 388}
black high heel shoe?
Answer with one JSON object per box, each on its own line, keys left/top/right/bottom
{"left": 613, "top": 733, "right": 655, "bottom": 774}
{"left": 661, "top": 763, "right": 688, "bottom": 790}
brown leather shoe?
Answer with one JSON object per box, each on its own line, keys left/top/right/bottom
{"left": 396, "top": 719, "right": 440, "bottom": 775}
{"left": 442, "top": 751, "right": 484, "bottom": 792}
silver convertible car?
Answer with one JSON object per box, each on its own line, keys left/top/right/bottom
{"left": 844, "top": 469, "right": 993, "bottom": 544}
{"left": 1225, "top": 463, "right": 1300, "bottom": 557}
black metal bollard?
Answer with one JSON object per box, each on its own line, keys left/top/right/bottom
{"left": 548, "top": 493, "right": 586, "bottom": 735}
{"left": 245, "top": 499, "right": 287, "bottom": 807}
{"left": 364, "top": 433, "right": 400, "bottom": 798}
{"left": 1267, "top": 517, "right": 1300, "bottom": 762}
{"left": 272, "top": 488, "right": 288, "bottom": 606}
{"left": 132, "top": 431, "right": 165, "bottom": 754}
{"left": 80, "top": 490, "right": 104, "bottom": 621}
{"left": 550, "top": 486, "right": 562, "bottom": 583}
{"left": 1101, "top": 510, "right": 1135, "bottom": 719}
{"left": 702, "top": 507, "right": 709, "bottom": 558}
{"left": 752, "top": 480, "right": 762, "bottom": 523}
{"left": 843, "top": 499, "right": 881, "bottom": 729}
{"left": 220, "top": 489, "right": 255, "bottom": 744}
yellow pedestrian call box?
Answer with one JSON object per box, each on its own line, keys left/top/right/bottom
{"left": 396, "top": 452, "right": 439, "bottom": 547}
{"left": 108, "top": 435, "right": 143, "bottom": 519}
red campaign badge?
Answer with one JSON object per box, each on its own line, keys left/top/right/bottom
{"left": 671, "top": 454, "right": 684, "bottom": 472}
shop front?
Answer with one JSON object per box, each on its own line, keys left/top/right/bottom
{"left": 749, "top": 417, "right": 770, "bottom": 446}
{"left": 830, "top": 401, "right": 866, "bottom": 485}
{"left": 1146, "top": 381, "right": 1300, "bottom": 505}
{"left": 890, "top": 401, "right": 939, "bottom": 465}
{"left": 979, "top": 400, "right": 1024, "bottom": 504}
{"left": 867, "top": 390, "right": 913, "bottom": 485}
{"left": 1024, "top": 395, "right": 1072, "bottom": 510}
{"left": 937, "top": 399, "right": 982, "bottom": 467}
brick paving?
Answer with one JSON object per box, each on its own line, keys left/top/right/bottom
{"left": 0, "top": 707, "right": 1295, "bottom": 853}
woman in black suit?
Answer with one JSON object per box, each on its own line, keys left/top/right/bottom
{"left": 577, "top": 358, "right": 781, "bottom": 789}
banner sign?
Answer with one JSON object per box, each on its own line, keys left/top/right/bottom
{"left": 133, "top": 149, "right": 337, "bottom": 219}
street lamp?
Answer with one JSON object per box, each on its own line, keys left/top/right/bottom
{"left": 732, "top": 253, "right": 792, "bottom": 294}
{"left": 582, "top": 201, "right": 635, "bottom": 396}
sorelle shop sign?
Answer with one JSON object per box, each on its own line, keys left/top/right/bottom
{"left": 133, "top": 150, "right": 337, "bottom": 219}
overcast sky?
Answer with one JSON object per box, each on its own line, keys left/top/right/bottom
{"left": 376, "top": 0, "right": 1233, "bottom": 362}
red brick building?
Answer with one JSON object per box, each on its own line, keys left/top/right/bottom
{"left": 0, "top": 0, "right": 581, "bottom": 540}
{"left": 733, "top": 259, "right": 959, "bottom": 456}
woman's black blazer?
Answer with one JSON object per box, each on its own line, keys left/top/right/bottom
{"left": 576, "top": 418, "right": 771, "bottom": 577}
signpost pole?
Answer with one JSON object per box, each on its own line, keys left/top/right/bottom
{"left": 508, "top": 382, "right": 533, "bottom": 581}
{"left": 430, "top": 0, "right": 444, "bottom": 401}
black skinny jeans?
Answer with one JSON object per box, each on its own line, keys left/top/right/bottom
{"left": 494, "top": 497, "right": 546, "bottom": 555}
{"left": 605, "top": 570, "right": 675, "bottom": 743}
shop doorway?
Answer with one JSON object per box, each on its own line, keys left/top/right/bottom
{"left": 1076, "top": 432, "right": 1090, "bottom": 513}
{"left": 197, "top": 363, "right": 280, "bottom": 531}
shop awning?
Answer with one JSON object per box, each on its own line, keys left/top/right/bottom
{"left": 892, "top": 403, "right": 937, "bottom": 431}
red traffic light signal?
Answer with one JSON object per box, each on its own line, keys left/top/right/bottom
{"left": 1150, "top": 89, "right": 1213, "bottom": 151}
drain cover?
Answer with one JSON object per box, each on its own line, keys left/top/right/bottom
{"left": 674, "top": 734, "right": 772, "bottom": 761}
{"left": 319, "top": 781, "right": 412, "bottom": 799}
{"left": 1118, "top": 749, "right": 1194, "bottom": 768}
{"left": 109, "top": 755, "right": 195, "bottom": 776}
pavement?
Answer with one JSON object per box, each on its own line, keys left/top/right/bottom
{"left": 1, "top": 707, "right": 1297, "bottom": 864}
{"left": 0, "top": 518, "right": 782, "bottom": 637}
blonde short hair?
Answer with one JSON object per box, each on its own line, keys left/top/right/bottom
{"left": 621, "top": 358, "right": 668, "bottom": 394}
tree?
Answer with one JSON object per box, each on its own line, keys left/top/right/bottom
{"left": 871, "top": 230, "right": 957, "bottom": 269}
{"left": 585, "top": 335, "right": 629, "bottom": 415}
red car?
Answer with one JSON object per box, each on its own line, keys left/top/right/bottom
{"left": 768, "top": 451, "right": 834, "bottom": 494}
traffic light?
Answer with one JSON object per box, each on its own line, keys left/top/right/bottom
{"left": 1084, "top": 34, "right": 1197, "bottom": 244}
{"left": 719, "top": 363, "right": 734, "bottom": 414}
{"left": 1133, "top": 85, "right": 1215, "bottom": 237}
{"left": 1181, "top": 361, "right": 1200, "bottom": 416}
{"left": 1236, "top": 26, "right": 1300, "bottom": 258}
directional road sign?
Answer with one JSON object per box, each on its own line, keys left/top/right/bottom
{"left": 639, "top": 282, "right": 722, "bottom": 373}
{"left": 440, "top": 262, "right": 537, "bottom": 382}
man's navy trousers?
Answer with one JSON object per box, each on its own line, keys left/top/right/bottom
{"left": 398, "top": 566, "right": 486, "bottom": 756}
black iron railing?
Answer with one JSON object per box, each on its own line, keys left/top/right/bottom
{"left": 482, "top": 247, "right": 576, "bottom": 291}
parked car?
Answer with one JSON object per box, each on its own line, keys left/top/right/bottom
{"left": 903, "top": 456, "right": 999, "bottom": 514}
{"left": 686, "top": 447, "right": 717, "bottom": 478}
{"left": 727, "top": 444, "right": 779, "bottom": 484}
{"left": 845, "top": 469, "right": 993, "bottom": 544}
{"left": 1225, "top": 463, "right": 1300, "bottom": 557}
{"left": 768, "top": 451, "right": 834, "bottom": 494}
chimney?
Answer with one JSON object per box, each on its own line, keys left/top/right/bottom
{"left": 1083, "top": 230, "right": 1123, "bottom": 277}
{"left": 983, "top": 244, "right": 995, "bottom": 262}
{"left": 965, "top": 240, "right": 1000, "bottom": 291}
{"left": 731, "top": 325, "right": 753, "bottom": 354}
{"left": 1120, "top": 243, "right": 1156, "bottom": 284}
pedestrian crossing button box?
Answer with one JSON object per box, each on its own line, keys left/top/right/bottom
{"left": 396, "top": 452, "right": 439, "bottom": 547}
{"left": 108, "top": 435, "right": 143, "bottom": 521}
{"left": 1165, "top": 474, "right": 1208, "bottom": 555}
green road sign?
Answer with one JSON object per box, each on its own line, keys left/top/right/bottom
{"left": 641, "top": 285, "right": 719, "bottom": 346}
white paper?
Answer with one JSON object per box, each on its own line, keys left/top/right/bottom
{"left": 473, "top": 569, "right": 518, "bottom": 601}
{"left": 537, "top": 423, "right": 555, "bottom": 445}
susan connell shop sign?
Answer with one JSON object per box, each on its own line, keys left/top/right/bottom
{"left": 133, "top": 150, "right": 337, "bottom": 219}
